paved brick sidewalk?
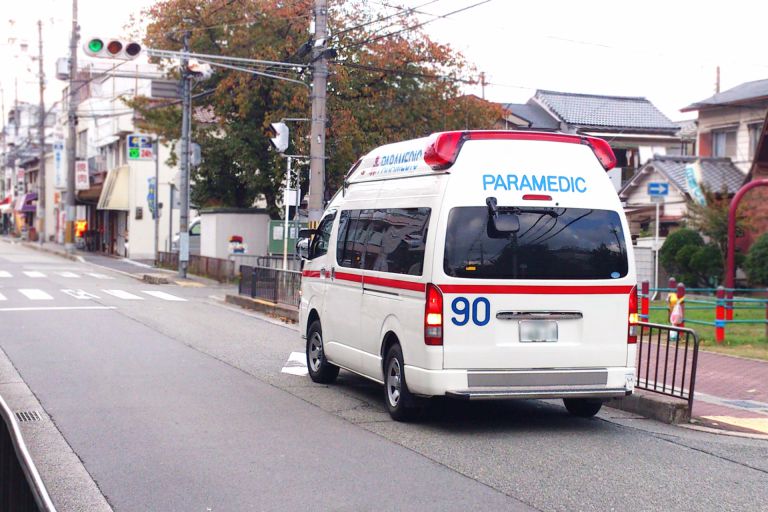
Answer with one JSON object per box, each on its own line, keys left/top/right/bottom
{"left": 690, "top": 350, "right": 768, "bottom": 435}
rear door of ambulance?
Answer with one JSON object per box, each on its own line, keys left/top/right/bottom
{"left": 433, "top": 137, "right": 636, "bottom": 370}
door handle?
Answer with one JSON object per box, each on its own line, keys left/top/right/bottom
{"left": 330, "top": 267, "right": 336, "bottom": 279}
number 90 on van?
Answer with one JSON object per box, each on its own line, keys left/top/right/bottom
{"left": 298, "top": 130, "right": 638, "bottom": 422}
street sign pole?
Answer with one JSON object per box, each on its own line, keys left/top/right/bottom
{"left": 655, "top": 200, "right": 660, "bottom": 293}
{"left": 283, "top": 156, "right": 292, "bottom": 271}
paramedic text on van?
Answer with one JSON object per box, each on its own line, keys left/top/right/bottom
{"left": 482, "top": 174, "right": 587, "bottom": 193}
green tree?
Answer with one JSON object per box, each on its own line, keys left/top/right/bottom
{"left": 686, "top": 185, "right": 750, "bottom": 273}
{"left": 745, "top": 233, "right": 768, "bottom": 285}
{"left": 660, "top": 228, "right": 722, "bottom": 286}
{"left": 129, "top": 0, "right": 502, "bottom": 217}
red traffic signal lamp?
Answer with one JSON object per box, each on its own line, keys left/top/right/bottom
{"left": 84, "top": 37, "right": 142, "bottom": 60}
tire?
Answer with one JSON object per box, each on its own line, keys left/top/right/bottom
{"left": 563, "top": 398, "right": 603, "bottom": 418}
{"left": 383, "top": 344, "right": 419, "bottom": 421}
{"left": 306, "top": 320, "right": 339, "bottom": 384}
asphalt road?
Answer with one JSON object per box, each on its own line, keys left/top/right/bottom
{"left": 1, "top": 240, "right": 767, "bottom": 511}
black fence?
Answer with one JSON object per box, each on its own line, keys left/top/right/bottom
{"left": 239, "top": 265, "right": 302, "bottom": 307}
{"left": 635, "top": 322, "right": 700, "bottom": 410}
{"left": 0, "top": 396, "right": 55, "bottom": 511}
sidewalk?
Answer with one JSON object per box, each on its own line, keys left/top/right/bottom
{"left": 688, "top": 350, "right": 768, "bottom": 436}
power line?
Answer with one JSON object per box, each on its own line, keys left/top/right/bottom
{"left": 333, "top": 0, "right": 443, "bottom": 37}
{"left": 336, "top": 0, "right": 492, "bottom": 52}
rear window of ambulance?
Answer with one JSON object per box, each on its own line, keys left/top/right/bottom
{"left": 443, "top": 206, "right": 628, "bottom": 280}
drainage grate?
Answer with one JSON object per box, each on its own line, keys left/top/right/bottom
{"left": 15, "top": 411, "right": 42, "bottom": 423}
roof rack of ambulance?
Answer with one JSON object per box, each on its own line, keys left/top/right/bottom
{"left": 342, "top": 130, "right": 617, "bottom": 189}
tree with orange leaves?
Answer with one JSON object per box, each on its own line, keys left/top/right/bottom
{"left": 131, "top": 0, "right": 501, "bottom": 216}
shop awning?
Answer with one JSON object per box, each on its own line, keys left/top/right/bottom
{"left": 14, "top": 192, "right": 38, "bottom": 213}
{"left": 97, "top": 165, "right": 130, "bottom": 211}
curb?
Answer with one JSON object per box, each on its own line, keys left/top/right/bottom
{"left": 606, "top": 390, "right": 690, "bottom": 424}
{"left": 225, "top": 294, "right": 298, "bottom": 323}
{"left": 11, "top": 239, "right": 86, "bottom": 263}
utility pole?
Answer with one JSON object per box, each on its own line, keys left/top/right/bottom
{"left": 308, "top": 0, "right": 328, "bottom": 225}
{"left": 64, "top": 0, "right": 78, "bottom": 254}
{"left": 36, "top": 20, "right": 46, "bottom": 245}
{"left": 480, "top": 71, "right": 486, "bottom": 100}
{"left": 178, "top": 30, "right": 191, "bottom": 278}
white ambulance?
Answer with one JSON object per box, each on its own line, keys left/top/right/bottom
{"left": 298, "top": 130, "right": 637, "bottom": 421}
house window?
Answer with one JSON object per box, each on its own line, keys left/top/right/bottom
{"left": 712, "top": 129, "right": 737, "bottom": 158}
{"left": 749, "top": 123, "right": 763, "bottom": 159}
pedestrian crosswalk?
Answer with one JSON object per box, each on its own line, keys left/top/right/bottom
{"left": 0, "top": 288, "right": 187, "bottom": 303}
{"left": 0, "top": 270, "right": 114, "bottom": 280}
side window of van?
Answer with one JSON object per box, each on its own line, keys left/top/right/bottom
{"left": 310, "top": 212, "right": 335, "bottom": 259}
{"left": 364, "top": 208, "right": 430, "bottom": 276}
{"left": 337, "top": 210, "right": 373, "bottom": 269}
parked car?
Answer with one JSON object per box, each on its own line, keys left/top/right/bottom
{"left": 172, "top": 217, "right": 201, "bottom": 255}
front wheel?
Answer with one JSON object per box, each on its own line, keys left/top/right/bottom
{"left": 563, "top": 398, "right": 603, "bottom": 418}
{"left": 384, "top": 344, "right": 419, "bottom": 421}
{"left": 306, "top": 320, "right": 339, "bottom": 384}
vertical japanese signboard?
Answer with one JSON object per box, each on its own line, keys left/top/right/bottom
{"left": 54, "top": 139, "right": 65, "bottom": 189}
{"left": 75, "top": 161, "right": 90, "bottom": 190}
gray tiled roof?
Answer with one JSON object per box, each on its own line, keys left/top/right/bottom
{"left": 501, "top": 101, "right": 560, "bottom": 130}
{"left": 534, "top": 90, "right": 679, "bottom": 133}
{"left": 682, "top": 79, "right": 768, "bottom": 112}
{"left": 650, "top": 155, "right": 745, "bottom": 195}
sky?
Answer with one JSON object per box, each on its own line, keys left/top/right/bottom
{"left": 2, "top": 0, "right": 767, "bottom": 123}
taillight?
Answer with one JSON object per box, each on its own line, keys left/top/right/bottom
{"left": 424, "top": 284, "right": 443, "bottom": 345}
{"left": 628, "top": 285, "right": 638, "bottom": 344}
{"left": 584, "top": 136, "right": 617, "bottom": 171}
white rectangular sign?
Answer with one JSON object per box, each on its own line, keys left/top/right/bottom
{"left": 75, "top": 161, "right": 89, "bottom": 190}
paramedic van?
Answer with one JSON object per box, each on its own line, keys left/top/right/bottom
{"left": 298, "top": 130, "right": 637, "bottom": 421}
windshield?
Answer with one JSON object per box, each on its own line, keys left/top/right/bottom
{"left": 444, "top": 206, "right": 628, "bottom": 280}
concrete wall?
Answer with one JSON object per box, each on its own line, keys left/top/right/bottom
{"left": 200, "top": 209, "right": 270, "bottom": 260}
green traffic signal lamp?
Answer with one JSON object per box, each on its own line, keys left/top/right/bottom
{"left": 87, "top": 38, "right": 103, "bottom": 53}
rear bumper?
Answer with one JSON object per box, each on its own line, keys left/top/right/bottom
{"left": 405, "top": 366, "right": 635, "bottom": 399}
{"left": 446, "top": 388, "right": 631, "bottom": 401}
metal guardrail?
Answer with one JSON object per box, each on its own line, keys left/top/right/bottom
{"left": 238, "top": 265, "right": 301, "bottom": 307}
{"left": 229, "top": 254, "right": 302, "bottom": 271}
{"left": 0, "top": 395, "right": 56, "bottom": 511}
{"left": 635, "top": 321, "right": 700, "bottom": 410}
{"left": 156, "top": 252, "right": 235, "bottom": 282}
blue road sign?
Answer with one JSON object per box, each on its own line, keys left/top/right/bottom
{"left": 647, "top": 182, "right": 669, "bottom": 196}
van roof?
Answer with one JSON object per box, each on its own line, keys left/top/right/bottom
{"left": 345, "top": 130, "right": 617, "bottom": 185}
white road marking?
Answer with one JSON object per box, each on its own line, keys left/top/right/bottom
{"left": 281, "top": 351, "right": 308, "bottom": 376}
{"left": 102, "top": 289, "right": 144, "bottom": 300}
{"left": 0, "top": 271, "right": 11, "bottom": 278}
{"left": 0, "top": 292, "right": 6, "bottom": 301}
{"left": 23, "top": 271, "right": 46, "bottom": 278}
{"left": 141, "top": 291, "right": 187, "bottom": 302}
{"left": 87, "top": 273, "right": 114, "bottom": 280}
{"left": 61, "top": 289, "right": 100, "bottom": 300}
{"left": 57, "top": 272, "right": 80, "bottom": 278}
{"left": 19, "top": 289, "right": 54, "bottom": 300}
{"left": 0, "top": 306, "right": 116, "bottom": 312}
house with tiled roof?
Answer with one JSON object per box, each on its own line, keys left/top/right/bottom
{"left": 618, "top": 155, "right": 745, "bottom": 237}
{"left": 501, "top": 90, "right": 684, "bottom": 190}
{"left": 682, "top": 78, "right": 768, "bottom": 173}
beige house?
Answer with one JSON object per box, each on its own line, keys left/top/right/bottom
{"left": 681, "top": 79, "right": 768, "bottom": 173}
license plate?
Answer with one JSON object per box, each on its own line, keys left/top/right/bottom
{"left": 519, "top": 320, "right": 558, "bottom": 342}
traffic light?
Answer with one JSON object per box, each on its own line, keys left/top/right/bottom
{"left": 83, "top": 38, "right": 143, "bottom": 60}
{"left": 267, "top": 122, "right": 289, "bottom": 153}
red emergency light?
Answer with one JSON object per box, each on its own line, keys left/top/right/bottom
{"left": 423, "top": 130, "right": 617, "bottom": 172}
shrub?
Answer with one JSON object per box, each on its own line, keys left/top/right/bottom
{"left": 745, "top": 233, "right": 768, "bottom": 285}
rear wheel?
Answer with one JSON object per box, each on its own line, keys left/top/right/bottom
{"left": 306, "top": 320, "right": 339, "bottom": 384}
{"left": 384, "top": 344, "right": 419, "bottom": 422}
{"left": 563, "top": 398, "right": 603, "bottom": 418}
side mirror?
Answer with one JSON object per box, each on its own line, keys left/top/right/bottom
{"left": 296, "top": 238, "right": 310, "bottom": 260}
{"left": 298, "top": 228, "right": 316, "bottom": 239}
